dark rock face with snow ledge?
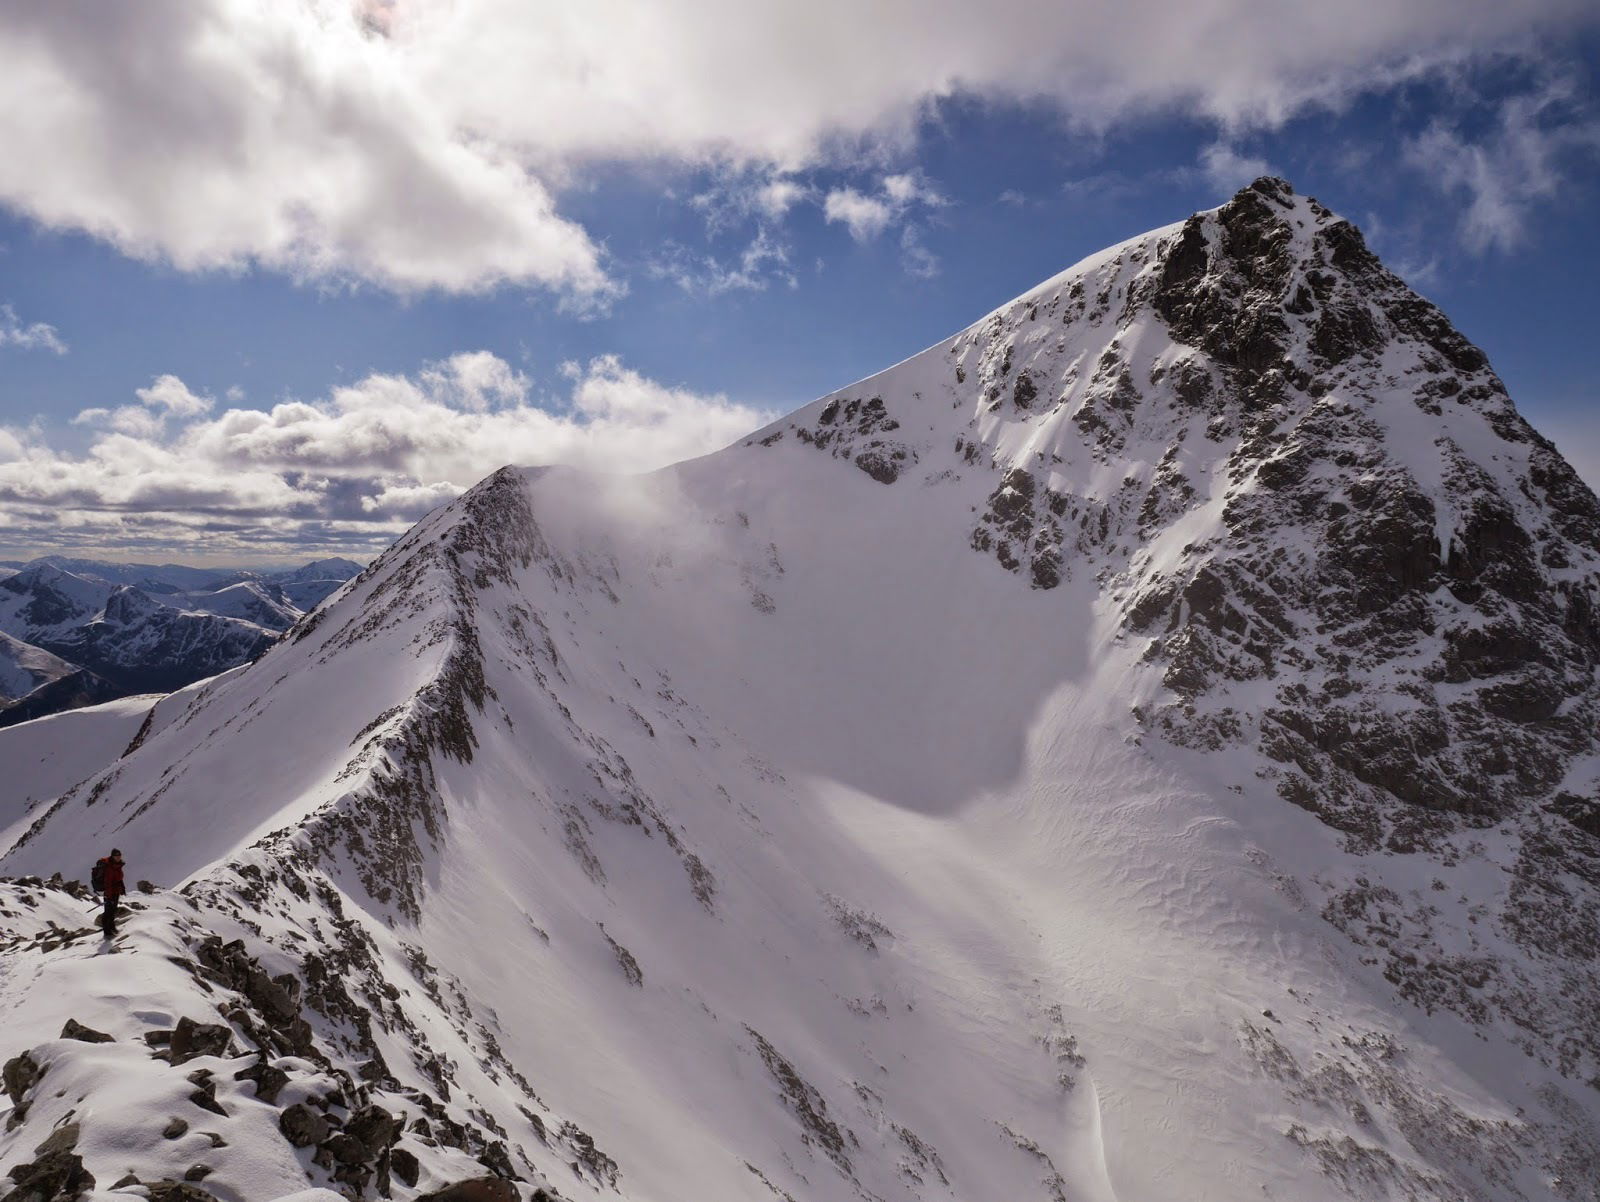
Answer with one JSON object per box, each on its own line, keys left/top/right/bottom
{"left": 2, "top": 181, "right": 1599, "bottom": 1202}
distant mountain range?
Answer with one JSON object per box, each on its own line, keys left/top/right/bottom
{"left": 0, "top": 555, "right": 363, "bottom": 724}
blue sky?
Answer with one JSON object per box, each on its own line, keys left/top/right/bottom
{"left": 1, "top": 2, "right": 1597, "bottom": 562}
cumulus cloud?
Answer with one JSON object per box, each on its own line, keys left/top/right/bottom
{"left": 3, "top": 0, "right": 1592, "bottom": 297}
{"left": 0, "top": 304, "right": 67, "bottom": 354}
{"left": 410, "top": 0, "right": 1595, "bottom": 155}
{"left": 0, "top": 352, "right": 773, "bottom": 558}
{"left": 824, "top": 189, "right": 897, "bottom": 242}
{"left": 136, "top": 375, "right": 214, "bottom": 417}
{"left": 824, "top": 172, "right": 947, "bottom": 245}
{"left": 1405, "top": 75, "right": 1600, "bottom": 253}
{"left": 0, "top": 1, "right": 611, "bottom": 298}
{"left": 823, "top": 172, "right": 947, "bottom": 275}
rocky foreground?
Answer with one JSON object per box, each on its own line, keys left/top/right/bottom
{"left": 0, "top": 875, "right": 563, "bottom": 1202}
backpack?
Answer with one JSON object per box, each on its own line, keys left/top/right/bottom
{"left": 91, "top": 859, "right": 106, "bottom": 892}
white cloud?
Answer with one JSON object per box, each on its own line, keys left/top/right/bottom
{"left": 4, "top": 0, "right": 1593, "bottom": 296}
{"left": 0, "top": 352, "right": 773, "bottom": 558}
{"left": 754, "top": 178, "right": 809, "bottom": 220}
{"left": 824, "top": 188, "right": 896, "bottom": 242}
{"left": 0, "top": 304, "right": 67, "bottom": 354}
{"left": 882, "top": 173, "right": 945, "bottom": 208}
{"left": 694, "top": 172, "right": 812, "bottom": 230}
{"left": 1405, "top": 76, "right": 1600, "bottom": 253}
{"left": 0, "top": 1, "right": 611, "bottom": 298}
{"left": 136, "top": 374, "right": 213, "bottom": 417}
{"left": 824, "top": 171, "right": 946, "bottom": 244}
{"left": 411, "top": 0, "right": 1596, "bottom": 155}
{"left": 648, "top": 228, "right": 797, "bottom": 296}
{"left": 419, "top": 350, "right": 529, "bottom": 412}
{"left": 900, "top": 227, "right": 940, "bottom": 279}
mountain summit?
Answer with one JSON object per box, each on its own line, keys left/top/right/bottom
{"left": 2, "top": 180, "right": 1597, "bottom": 1202}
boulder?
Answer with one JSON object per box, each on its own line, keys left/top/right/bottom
{"left": 343, "top": 1104, "right": 402, "bottom": 1158}
{"left": 478, "top": 1141, "right": 518, "bottom": 1180}
{"left": 316, "top": 1132, "right": 368, "bottom": 1168}
{"left": 59, "top": 1020, "right": 113, "bottom": 1044}
{"left": 1, "top": 1052, "right": 41, "bottom": 1106}
{"left": 279, "top": 1102, "right": 331, "bottom": 1148}
{"left": 415, "top": 1179, "right": 518, "bottom": 1202}
{"left": 232, "top": 1058, "right": 289, "bottom": 1103}
{"left": 0, "top": 1149, "right": 95, "bottom": 1202}
{"left": 143, "top": 1182, "right": 220, "bottom": 1202}
{"left": 390, "top": 1148, "right": 420, "bottom": 1188}
{"left": 32, "top": 1123, "right": 80, "bottom": 1159}
{"left": 163, "top": 1118, "right": 189, "bottom": 1140}
{"left": 187, "top": 1078, "right": 226, "bottom": 1117}
{"left": 169, "top": 1018, "right": 233, "bottom": 1065}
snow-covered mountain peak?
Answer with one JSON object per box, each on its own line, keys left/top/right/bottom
{"left": 4, "top": 185, "right": 1600, "bottom": 1202}
{"left": 98, "top": 583, "right": 163, "bottom": 624}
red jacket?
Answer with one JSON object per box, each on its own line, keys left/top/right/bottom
{"left": 99, "top": 857, "right": 125, "bottom": 897}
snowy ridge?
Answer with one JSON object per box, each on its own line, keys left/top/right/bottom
{"left": 0, "top": 630, "right": 74, "bottom": 702}
{"left": 2, "top": 179, "right": 1599, "bottom": 1202}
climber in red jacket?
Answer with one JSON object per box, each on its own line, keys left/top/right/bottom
{"left": 92, "top": 848, "right": 125, "bottom": 937}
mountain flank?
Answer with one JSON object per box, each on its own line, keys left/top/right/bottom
{"left": 1, "top": 180, "right": 1597, "bottom": 1202}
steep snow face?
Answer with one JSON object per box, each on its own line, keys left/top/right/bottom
{"left": 0, "top": 563, "right": 112, "bottom": 642}
{"left": 0, "top": 631, "right": 73, "bottom": 702}
{"left": 0, "top": 693, "right": 157, "bottom": 835}
{"left": 3, "top": 180, "right": 1599, "bottom": 1202}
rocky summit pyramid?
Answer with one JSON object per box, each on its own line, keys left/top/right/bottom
{"left": 2, "top": 178, "right": 1598, "bottom": 1202}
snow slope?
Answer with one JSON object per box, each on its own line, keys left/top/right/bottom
{"left": 0, "top": 693, "right": 157, "bottom": 837}
{"left": 174, "top": 581, "right": 302, "bottom": 629}
{"left": 0, "top": 630, "right": 74, "bottom": 702}
{"left": 2, "top": 180, "right": 1597, "bottom": 1202}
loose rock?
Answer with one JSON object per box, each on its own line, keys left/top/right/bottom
{"left": 416, "top": 1179, "right": 518, "bottom": 1202}
{"left": 390, "top": 1147, "right": 420, "bottom": 1188}
{"left": 343, "top": 1103, "right": 402, "bottom": 1158}
{"left": 143, "top": 1182, "right": 220, "bottom": 1202}
{"left": 169, "top": 1018, "right": 232, "bottom": 1065}
{"left": 232, "top": 1057, "right": 288, "bottom": 1103}
{"left": 279, "top": 1102, "right": 331, "bottom": 1148}
{"left": 33, "top": 1123, "right": 81, "bottom": 1159}
{"left": 59, "top": 1019, "right": 113, "bottom": 1044}
{"left": 2, "top": 1051, "right": 41, "bottom": 1106}
{"left": 1, "top": 1149, "right": 95, "bottom": 1202}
